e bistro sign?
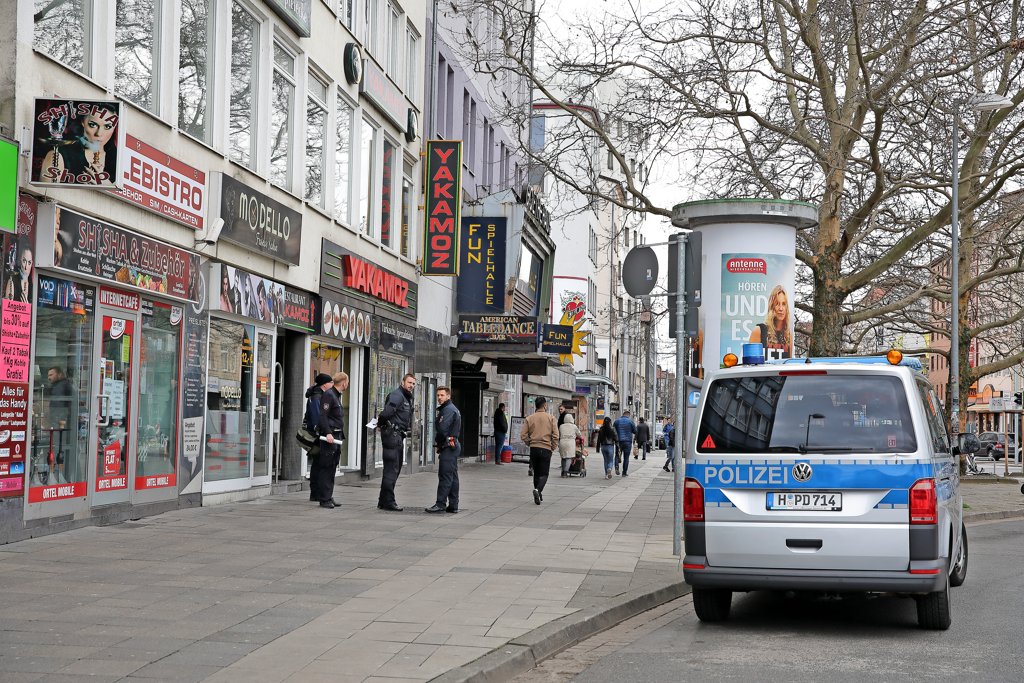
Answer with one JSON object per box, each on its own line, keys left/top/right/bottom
{"left": 110, "top": 135, "right": 206, "bottom": 230}
{"left": 422, "top": 140, "right": 462, "bottom": 276}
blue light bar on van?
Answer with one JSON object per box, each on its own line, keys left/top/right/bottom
{"left": 741, "top": 343, "right": 765, "bottom": 366}
{"left": 776, "top": 356, "right": 924, "bottom": 371}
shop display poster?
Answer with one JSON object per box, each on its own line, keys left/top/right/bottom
{"left": 719, "top": 253, "right": 795, "bottom": 362}
{"left": 30, "top": 98, "right": 124, "bottom": 188}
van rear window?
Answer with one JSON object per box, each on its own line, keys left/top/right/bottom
{"left": 696, "top": 375, "right": 917, "bottom": 454}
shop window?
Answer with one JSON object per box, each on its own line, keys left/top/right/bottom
{"left": 358, "top": 117, "right": 377, "bottom": 237}
{"left": 34, "top": 0, "right": 91, "bottom": 75}
{"left": 115, "top": 0, "right": 160, "bottom": 113}
{"left": 334, "top": 97, "right": 353, "bottom": 224}
{"left": 137, "top": 303, "right": 181, "bottom": 486}
{"left": 229, "top": 1, "right": 260, "bottom": 169}
{"left": 380, "top": 138, "right": 397, "bottom": 248}
{"left": 205, "top": 319, "right": 255, "bottom": 482}
{"left": 29, "top": 279, "right": 95, "bottom": 497}
{"left": 269, "top": 41, "right": 296, "bottom": 191}
{"left": 305, "top": 71, "right": 329, "bottom": 207}
{"left": 178, "top": 0, "right": 214, "bottom": 142}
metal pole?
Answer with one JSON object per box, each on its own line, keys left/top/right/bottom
{"left": 950, "top": 113, "right": 961, "bottom": 435}
{"left": 673, "top": 234, "right": 687, "bottom": 557}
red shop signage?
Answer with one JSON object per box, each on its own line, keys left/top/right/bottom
{"left": 109, "top": 134, "right": 206, "bottom": 230}
{"left": 422, "top": 140, "right": 462, "bottom": 276}
{"left": 320, "top": 239, "right": 417, "bottom": 319}
{"left": 341, "top": 255, "right": 410, "bottom": 308}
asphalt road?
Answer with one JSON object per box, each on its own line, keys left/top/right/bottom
{"left": 514, "top": 519, "right": 1024, "bottom": 683}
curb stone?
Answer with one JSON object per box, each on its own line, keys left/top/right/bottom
{"left": 429, "top": 577, "right": 691, "bottom": 683}
{"left": 964, "top": 509, "right": 1024, "bottom": 523}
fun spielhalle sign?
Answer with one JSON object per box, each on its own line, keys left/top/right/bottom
{"left": 422, "top": 140, "right": 462, "bottom": 276}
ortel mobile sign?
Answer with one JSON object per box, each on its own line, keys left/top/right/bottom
{"left": 422, "top": 140, "right": 462, "bottom": 276}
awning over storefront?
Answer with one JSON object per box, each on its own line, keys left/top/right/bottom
{"left": 574, "top": 372, "right": 617, "bottom": 392}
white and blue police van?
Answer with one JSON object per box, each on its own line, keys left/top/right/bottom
{"left": 683, "top": 348, "right": 973, "bottom": 630}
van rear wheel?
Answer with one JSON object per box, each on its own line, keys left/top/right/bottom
{"left": 692, "top": 588, "right": 732, "bottom": 622}
{"left": 950, "top": 524, "right": 968, "bottom": 587}
{"left": 916, "top": 571, "right": 951, "bottom": 630}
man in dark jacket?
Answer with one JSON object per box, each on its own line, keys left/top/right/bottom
{"left": 493, "top": 402, "right": 508, "bottom": 465}
{"left": 426, "top": 386, "right": 462, "bottom": 513}
{"left": 612, "top": 410, "right": 637, "bottom": 477}
{"left": 305, "top": 373, "right": 334, "bottom": 502}
{"left": 376, "top": 373, "right": 416, "bottom": 511}
{"left": 316, "top": 372, "right": 348, "bottom": 509}
{"left": 635, "top": 417, "right": 651, "bottom": 461}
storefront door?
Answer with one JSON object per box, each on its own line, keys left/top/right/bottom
{"left": 252, "top": 331, "right": 274, "bottom": 486}
{"left": 91, "top": 308, "right": 139, "bottom": 507}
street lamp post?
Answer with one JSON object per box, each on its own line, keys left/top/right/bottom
{"left": 949, "top": 93, "right": 1014, "bottom": 435}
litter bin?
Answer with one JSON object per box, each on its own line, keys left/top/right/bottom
{"left": 500, "top": 446, "right": 513, "bottom": 463}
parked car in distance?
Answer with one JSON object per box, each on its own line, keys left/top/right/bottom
{"left": 977, "top": 432, "right": 1015, "bottom": 460}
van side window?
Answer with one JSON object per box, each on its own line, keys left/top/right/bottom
{"left": 918, "top": 383, "right": 951, "bottom": 454}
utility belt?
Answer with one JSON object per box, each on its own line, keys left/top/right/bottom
{"left": 383, "top": 422, "right": 410, "bottom": 438}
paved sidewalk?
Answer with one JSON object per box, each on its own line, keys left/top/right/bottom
{"left": 0, "top": 456, "right": 680, "bottom": 682}
{"left": 1, "top": 457, "right": 1021, "bottom": 683}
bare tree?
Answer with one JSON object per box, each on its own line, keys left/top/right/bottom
{"left": 450, "top": 0, "right": 1024, "bottom": 425}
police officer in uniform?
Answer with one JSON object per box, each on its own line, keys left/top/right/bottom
{"left": 425, "top": 386, "right": 462, "bottom": 513}
{"left": 376, "top": 373, "right": 416, "bottom": 511}
{"left": 316, "top": 372, "right": 348, "bottom": 509}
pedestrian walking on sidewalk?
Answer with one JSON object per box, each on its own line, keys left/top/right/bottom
{"left": 305, "top": 373, "right": 334, "bottom": 503}
{"left": 316, "top": 372, "right": 349, "bottom": 509}
{"left": 558, "top": 413, "right": 584, "bottom": 477}
{"left": 663, "top": 418, "right": 675, "bottom": 472}
{"left": 635, "top": 417, "right": 651, "bottom": 460}
{"left": 426, "top": 387, "right": 462, "bottom": 513}
{"left": 557, "top": 403, "right": 568, "bottom": 427}
{"left": 493, "top": 402, "right": 508, "bottom": 464}
{"left": 598, "top": 417, "right": 617, "bottom": 479}
{"left": 521, "top": 396, "right": 559, "bottom": 504}
{"left": 613, "top": 410, "right": 637, "bottom": 477}
{"left": 375, "top": 373, "right": 415, "bottom": 512}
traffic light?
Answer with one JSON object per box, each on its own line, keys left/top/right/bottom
{"left": 1014, "top": 392, "right": 1022, "bottom": 406}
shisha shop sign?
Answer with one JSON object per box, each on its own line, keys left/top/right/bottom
{"left": 458, "top": 315, "right": 537, "bottom": 344}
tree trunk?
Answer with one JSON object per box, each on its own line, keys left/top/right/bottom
{"left": 810, "top": 249, "right": 846, "bottom": 356}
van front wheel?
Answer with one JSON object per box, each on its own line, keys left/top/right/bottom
{"left": 916, "top": 571, "right": 951, "bottom": 630}
{"left": 692, "top": 588, "right": 732, "bottom": 622}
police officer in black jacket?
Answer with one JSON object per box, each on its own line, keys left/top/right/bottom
{"left": 316, "top": 372, "right": 348, "bottom": 509}
{"left": 376, "top": 373, "right": 416, "bottom": 511}
{"left": 426, "top": 386, "right": 461, "bottom": 513}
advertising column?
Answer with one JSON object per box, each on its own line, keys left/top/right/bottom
{"left": 671, "top": 199, "right": 818, "bottom": 374}
{"left": 0, "top": 196, "right": 37, "bottom": 497}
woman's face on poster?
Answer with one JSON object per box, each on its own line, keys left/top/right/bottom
{"left": 773, "top": 291, "right": 788, "bottom": 319}
{"left": 81, "top": 109, "right": 117, "bottom": 147}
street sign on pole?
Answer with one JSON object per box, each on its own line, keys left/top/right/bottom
{"left": 621, "top": 246, "right": 659, "bottom": 297}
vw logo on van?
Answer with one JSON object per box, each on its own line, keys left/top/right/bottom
{"left": 792, "top": 462, "right": 813, "bottom": 482}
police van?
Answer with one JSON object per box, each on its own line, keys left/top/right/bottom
{"left": 683, "top": 349, "right": 972, "bottom": 630}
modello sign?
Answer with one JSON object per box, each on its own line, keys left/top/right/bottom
{"left": 423, "top": 140, "right": 462, "bottom": 276}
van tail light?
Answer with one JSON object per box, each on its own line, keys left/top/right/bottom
{"left": 909, "top": 478, "right": 937, "bottom": 525}
{"left": 684, "top": 477, "right": 704, "bottom": 522}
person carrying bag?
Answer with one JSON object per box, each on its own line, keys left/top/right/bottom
{"left": 301, "top": 374, "right": 333, "bottom": 500}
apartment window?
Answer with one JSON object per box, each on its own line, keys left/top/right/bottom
{"left": 339, "top": 0, "right": 353, "bottom": 26}
{"left": 305, "top": 72, "right": 328, "bottom": 207}
{"left": 462, "top": 91, "right": 471, "bottom": 157}
{"left": 34, "top": 0, "right": 91, "bottom": 75}
{"left": 589, "top": 225, "right": 597, "bottom": 263}
{"left": 499, "top": 142, "right": 507, "bottom": 188}
{"left": 229, "top": 2, "right": 260, "bottom": 169}
{"left": 607, "top": 149, "right": 614, "bottom": 171}
{"left": 482, "top": 119, "right": 490, "bottom": 187}
{"left": 358, "top": 118, "right": 377, "bottom": 237}
{"left": 115, "top": 0, "right": 159, "bottom": 113}
{"left": 363, "top": 0, "right": 379, "bottom": 54}
{"left": 334, "top": 97, "right": 353, "bottom": 224}
{"left": 445, "top": 66, "right": 455, "bottom": 136}
{"left": 270, "top": 42, "right": 296, "bottom": 190}
{"left": 469, "top": 100, "right": 478, "bottom": 170}
{"left": 406, "top": 25, "right": 419, "bottom": 97}
{"left": 401, "top": 161, "right": 414, "bottom": 258}
{"left": 387, "top": 3, "right": 401, "bottom": 77}
{"left": 435, "top": 56, "right": 446, "bottom": 137}
{"left": 178, "top": 0, "right": 213, "bottom": 141}
{"left": 380, "top": 138, "right": 397, "bottom": 247}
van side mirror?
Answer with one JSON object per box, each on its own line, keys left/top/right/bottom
{"left": 954, "top": 433, "right": 982, "bottom": 455}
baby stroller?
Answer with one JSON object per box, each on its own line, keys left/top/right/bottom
{"left": 567, "top": 436, "right": 587, "bottom": 477}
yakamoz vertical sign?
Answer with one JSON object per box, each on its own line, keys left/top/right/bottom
{"left": 422, "top": 140, "right": 462, "bottom": 275}
{"left": 0, "top": 195, "right": 37, "bottom": 496}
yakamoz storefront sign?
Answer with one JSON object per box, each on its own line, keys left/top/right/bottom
{"left": 211, "top": 264, "right": 316, "bottom": 332}
{"left": 458, "top": 315, "right": 538, "bottom": 345}
{"left": 41, "top": 205, "right": 201, "bottom": 302}
{"left": 212, "top": 173, "right": 302, "bottom": 265}
{"left": 110, "top": 135, "right": 206, "bottom": 230}
{"left": 456, "top": 216, "right": 506, "bottom": 314}
{"left": 320, "top": 239, "right": 417, "bottom": 319}
{"left": 422, "top": 140, "right": 462, "bottom": 276}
